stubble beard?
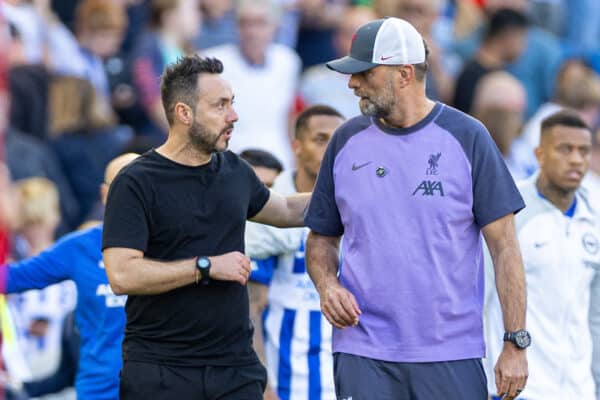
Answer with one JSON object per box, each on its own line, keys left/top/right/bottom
{"left": 358, "top": 76, "right": 396, "bottom": 119}
{"left": 188, "top": 120, "right": 230, "bottom": 154}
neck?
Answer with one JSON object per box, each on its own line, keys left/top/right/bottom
{"left": 22, "top": 226, "right": 55, "bottom": 256}
{"left": 240, "top": 46, "right": 266, "bottom": 66}
{"left": 477, "top": 42, "right": 505, "bottom": 68}
{"left": 157, "top": 129, "right": 212, "bottom": 166}
{"left": 294, "top": 167, "right": 315, "bottom": 193}
{"left": 381, "top": 96, "right": 436, "bottom": 128}
{"left": 536, "top": 175, "right": 576, "bottom": 213}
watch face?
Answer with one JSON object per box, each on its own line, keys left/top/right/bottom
{"left": 198, "top": 257, "right": 210, "bottom": 269}
{"left": 515, "top": 330, "right": 531, "bottom": 348}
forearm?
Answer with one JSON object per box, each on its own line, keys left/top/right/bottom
{"left": 491, "top": 235, "right": 527, "bottom": 331}
{"left": 105, "top": 253, "right": 196, "bottom": 295}
{"left": 306, "top": 232, "right": 340, "bottom": 292}
{"left": 251, "top": 192, "right": 311, "bottom": 228}
{"left": 248, "top": 281, "right": 269, "bottom": 365}
{"left": 283, "top": 193, "right": 311, "bottom": 227}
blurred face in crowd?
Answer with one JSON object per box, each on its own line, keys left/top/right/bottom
{"left": 80, "top": 28, "right": 125, "bottom": 59}
{"left": 473, "top": 72, "right": 525, "bottom": 155}
{"left": 253, "top": 166, "right": 280, "bottom": 187}
{"left": 536, "top": 125, "right": 592, "bottom": 192}
{"left": 334, "top": 7, "right": 377, "bottom": 57}
{"left": 186, "top": 74, "right": 238, "bottom": 154}
{"left": 396, "top": 0, "right": 440, "bottom": 35}
{"left": 349, "top": 66, "right": 400, "bottom": 119}
{"left": 294, "top": 115, "right": 343, "bottom": 180}
{"left": 238, "top": 5, "right": 276, "bottom": 58}
{"left": 499, "top": 28, "right": 527, "bottom": 62}
{"left": 165, "top": 0, "right": 201, "bottom": 41}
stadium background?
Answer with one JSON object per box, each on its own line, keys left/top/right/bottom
{"left": 0, "top": 0, "right": 599, "bottom": 398}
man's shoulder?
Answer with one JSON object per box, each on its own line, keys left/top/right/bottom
{"left": 327, "top": 115, "right": 374, "bottom": 155}
{"left": 434, "top": 104, "right": 487, "bottom": 138}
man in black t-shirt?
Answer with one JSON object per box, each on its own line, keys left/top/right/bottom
{"left": 102, "top": 55, "right": 310, "bottom": 400}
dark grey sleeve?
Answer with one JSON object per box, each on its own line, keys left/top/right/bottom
{"left": 469, "top": 121, "right": 525, "bottom": 227}
{"left": 102, "top": 174, "right": 150, "bottom": 252}
{"left": 304, "top": 135, "right": 344, "bottom": 237}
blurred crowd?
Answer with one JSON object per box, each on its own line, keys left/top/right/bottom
{"left": 0, "top": 0, "right": 600, "bottom": 398}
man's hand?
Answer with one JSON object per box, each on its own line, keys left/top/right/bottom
{"left": 494, "top": 344, "right": 528, "bottom": 399}
{"left": 317, "top": 279, "right": 361, "bottom": 328}
{"left": 209, "top": 252, "right": 252, "bottom": 285}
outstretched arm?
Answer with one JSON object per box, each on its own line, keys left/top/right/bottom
{"left": 250, "top": 191, "right": 310, "bottom": 228}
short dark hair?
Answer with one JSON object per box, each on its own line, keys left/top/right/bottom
{"left": 160, "top": 55, "right": 223, "bottom": 125}
{"left": 413, "top": 39, "right": 429, "bottom": 82}
{"left": 541, "top": 110, "right": 590, "bottom": 136}
{"left": 484, "top": 8, "right": 529, "bottom": 41}
{"left": 294, "top": 105, "right": 344, "bottom": 140}
{"left": 239, "top": 149, "right": 283, "bottom": 173}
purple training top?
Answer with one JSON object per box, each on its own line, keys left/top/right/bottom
{"left": 305, "top": 102, "right": 524, "bottom": 363}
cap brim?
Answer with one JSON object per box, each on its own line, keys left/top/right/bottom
{"left": 326, "top": 56, "right": 377, "bottom": 74}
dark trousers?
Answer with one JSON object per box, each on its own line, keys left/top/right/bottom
{"left": 120, "top": 360, "right": 267, "bottom": 400}
{"left": 334, "top": 353, "right": 488, "bottom": 400}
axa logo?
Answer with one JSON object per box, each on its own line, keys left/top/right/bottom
{"left": 412, "top": 180, "right": 445, "bottom": 196}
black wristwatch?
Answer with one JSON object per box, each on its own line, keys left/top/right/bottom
{"left": 503, "top": 330, "right": 531, "bottom": 349}
{"left": 196, "top": 256, "right": 211, "bottom": 285}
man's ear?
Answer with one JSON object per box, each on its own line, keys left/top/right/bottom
{"left": 174, "top": 102, "right": 193, "bottom": 125}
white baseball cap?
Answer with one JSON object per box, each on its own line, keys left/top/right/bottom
{"left": 327, "top": 17, "right": 426, "bottom": 74}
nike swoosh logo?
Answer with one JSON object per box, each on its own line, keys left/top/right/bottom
{"left": 380, "top": 55, "right": 394, "bottom": 61}
{"left": 352, "top": 161, "right": 372, "bottom": 171}
{"left": 534, "top": 242, "right": 548, "bottom": 248}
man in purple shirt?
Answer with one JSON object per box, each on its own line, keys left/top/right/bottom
{"left": 305, "top": 17, "right": 530, "bottom": 400}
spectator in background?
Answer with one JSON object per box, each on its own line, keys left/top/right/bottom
{"left": 194, "top": 0, "right": 238, "bottom": 50}
{"left": 7, "top": 178, "right": 77, "bottom": 396}
{"left": 47, "top": 76, "right": 132, "bottom": 226}
{"left": 453, "top": 0, "right": 562, "bottom": 118}
{"left": 522, "top": 58, "right": 600, "bottom": 154}
{"left": 2, "top": 0, "right": 87, "bottom": 77}
{"left": 453, "top": 8, "right": 528, "bottom": 114}
{"left": 130, "top": 0, "right": 201, "bottom": 144}
{"left": 299, "top": 6, "right": 376, "bottom": 119}
{"left": 204, "top": 0, "right": 301, "bottom": 169}
{"left": 485, "top": 111, "right": 600, "bottom": 399}
{"left": 8, "top": 22, "right": 50, "bottom": 140}
{"left": 471, "top": 71, "right": 535, "bottom": 180}
{"left": 294, "top": 0, "right": 347, "bottom": 69}
{"left": 240, "top": 149, "right": 283, "bottom": 188}
{"left": 389, "top": 0, "right": 455, "bottom": 102}
{"left": 72, "top": 0, "right": 128, "bottom": 101}
{"left": 246, "top": 105, "right": 344, "bottom": 400}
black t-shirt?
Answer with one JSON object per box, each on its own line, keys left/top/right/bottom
{"left": 102, "top": 150, "right": 270, "bottom": 367}
{"left": 452, "top": 59, "right": 494, "bottom": 114}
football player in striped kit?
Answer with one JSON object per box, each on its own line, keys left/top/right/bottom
{"left": 246, "top": 105, "right": 345, "bottom": 400}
